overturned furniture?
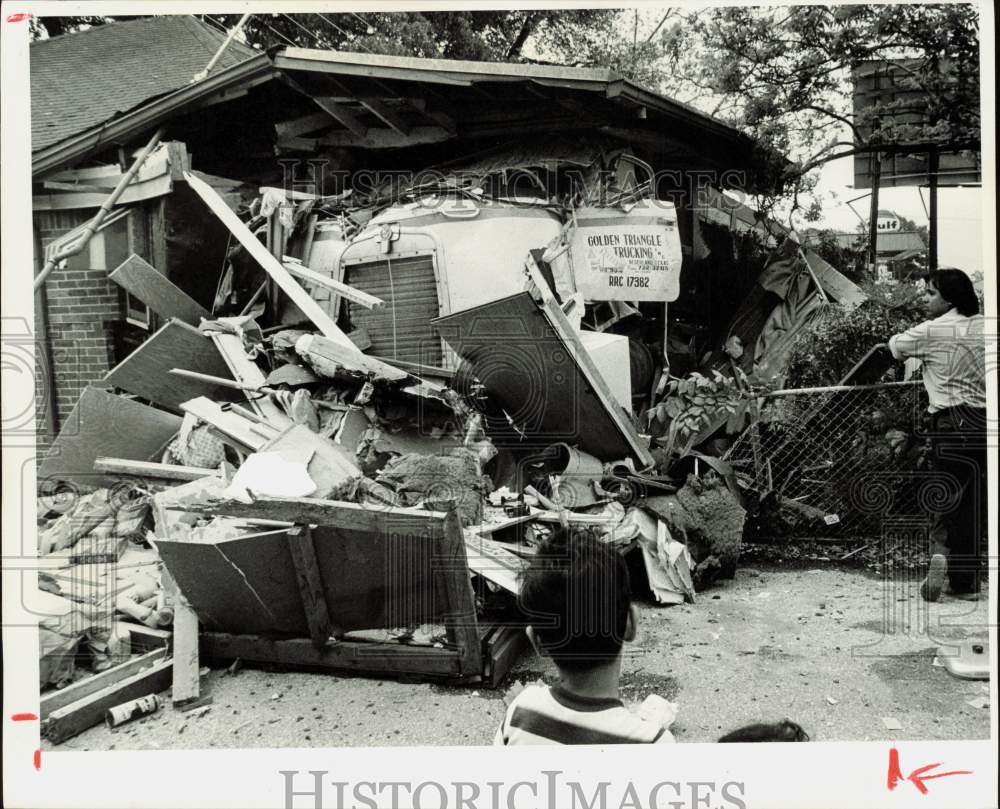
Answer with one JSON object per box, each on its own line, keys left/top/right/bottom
{"left": 160, "top": 496, "right": 527, "bottom": 685}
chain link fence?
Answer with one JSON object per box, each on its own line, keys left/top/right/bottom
{"left": 726, "top": 380, "right": 932, "bottom": 539}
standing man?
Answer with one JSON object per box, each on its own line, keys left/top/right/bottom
{"left": 882, "top": 269, "right": 986, "bottom": 601}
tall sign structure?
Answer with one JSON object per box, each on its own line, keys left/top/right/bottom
{"left": 851, "top": 59, "right": 981, "bottom": 273}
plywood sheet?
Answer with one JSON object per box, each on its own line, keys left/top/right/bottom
{"left": 109, "top": 254, "right": 210, "bottom": 326}
{"left": 434, "top": 291, "right": 652, "bottom": 465}
{"left": 156, "top": 519, "right": 448, "bottom": 636}
{"left": 104, "top": 319, "right": 238, "bottom": 412}
{"left": 39, "top": 387, "right": 182, "bottom": 490}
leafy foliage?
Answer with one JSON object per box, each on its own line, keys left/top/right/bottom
{"left": 647, "top": 369, "right": 774, "bottom": 458}
{"left": 31, "top": 11, "right": 619, "bottom": 63}
{"left": 784, "top": 280, "right": 925, "bottom": 389}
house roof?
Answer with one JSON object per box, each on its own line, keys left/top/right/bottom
{"left": 30, "top": 15, "right": 258, "bottom": 152}
{"left": 31, "top": 32, "right": 788, "bottom": 191}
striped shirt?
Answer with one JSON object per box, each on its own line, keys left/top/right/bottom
{"left": 494, "top": 685, "right": 675, "bottom": 745}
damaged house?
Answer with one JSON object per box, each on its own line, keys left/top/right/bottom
{"left": 30, "top": 15, "right": 867, "bottom": 741}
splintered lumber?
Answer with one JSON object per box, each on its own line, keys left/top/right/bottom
{"left": 103, "top": 319, "right": 238, "bottom": 412}
{"left": 43, "top": 658, "right": 172, "bottom": 744}
{"left": 184, "top": 170, "right": 356, "bottom": 351}
{"left": 180, "top": 396, "right": 278, "bottom": 451}
{"left": 172, "top": 495, "right": 444, "bottom": 533}
{"left": 125, "top": 624, "right": 172, "bottom": 651}
{"left": 94, "top": 457, "right": 218, "bottom": 482}
{"left": 296, "top": 333, "right": 409, "bottom": 382}
{"left": 39, "top": 387, "right": 182, "bottom": 489}
{"left": 109, "top": 254, "right": 210, "bottom": 326}
{"left": 207, "top": 331, "right": 290, "bottom": 424}
{"left": 40, "top": 648, "right": 167, "bottom": 720}
{"left": 463, "top": 532, "right": 529, "bottom": 595}
{"left": 163, "top": 569, "right": 200, "bottom": 705}
{"left": 282, "top": 259, "right": 385, "bottom": 309}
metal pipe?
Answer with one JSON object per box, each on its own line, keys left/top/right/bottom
{"left": 192, "top": 13, "right": 252, "bottom": 82}
{"left": 765, "top": 380, "right": 922, "bottom": 398}
{"left": 34, "top": 127, "right": 166, "bottom": 293}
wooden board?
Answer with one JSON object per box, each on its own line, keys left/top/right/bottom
{"left": 179, "top": 396, "right": 274, "bottom": 451}
{"left": 39, "top": 387, "right": 182, "bottom": 490}
{"left": 434, "top": 291, "right": 654, "bottom": 467}
{"left": 40, "top": 648, "right": 167, "bottom": 720}
{"left": 93, "top": 457, "right": 218, "bottom": 482}
{"left": 208, "top": 332, "right": 289, "bottom": 423}
{"left": 43, "top": 659, "right": 172, "bottom": 744}
{"left": 103, "top": 319, "right": 237, "bottom": 412}
{"left": 200, "top": 633, "right": 466, "bottom": 680}
{"left": 287, "top": 526, "right": 337, "bottom": 646}
{"left": 183, "top": 171, "right": 356, "bottom": 350}
{"left": 109, "top": 254, "right": 210, "bottom": 326}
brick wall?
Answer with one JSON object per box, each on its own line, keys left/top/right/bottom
{"left": 34, "top": 209, "right": 121, "bottom": 454}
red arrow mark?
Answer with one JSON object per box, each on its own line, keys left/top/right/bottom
{"left": 10, "top": 713, "right": 42, "bottom": 770}
{"left": 6, "top": 12, "right": 34, "bottom": 23}
{"left": 888, "top": 748, "right": 972, "bottom": 794}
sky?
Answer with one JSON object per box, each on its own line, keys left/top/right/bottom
{"left": 814, "top": 142, "right": 983, "bottom": 274}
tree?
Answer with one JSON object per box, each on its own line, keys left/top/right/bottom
{"left": 650, "top": 5, "right": 980, "bottom": 226}
{"left": 30, "top": 10, "right": 620, "bottom": 63}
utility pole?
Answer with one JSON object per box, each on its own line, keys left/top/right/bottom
{"left": 928, "top": 146, "right": 939, "bottom": 272}
{"left": 867, "top": 130, "right": 882, "bottom": 279}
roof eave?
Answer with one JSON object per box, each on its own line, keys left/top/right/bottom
{"left": 32, "top": 52, "right": 276, "bottom": 178}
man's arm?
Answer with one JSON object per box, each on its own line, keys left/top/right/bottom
{"left": 887, "top": 320, "right": 932, "bottom": 361}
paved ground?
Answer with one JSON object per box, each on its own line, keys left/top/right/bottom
{"left": 50, "top": 564, "right": 990, "bottom": 750}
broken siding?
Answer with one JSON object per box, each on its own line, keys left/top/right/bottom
{"left": 343, "top": 255, "right": 443, "bottom": 366}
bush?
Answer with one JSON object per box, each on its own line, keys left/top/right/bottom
{"left": 784, "top": 279, "right": 925, "bottom": 389}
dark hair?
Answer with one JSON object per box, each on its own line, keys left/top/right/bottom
{"left": 718, "top": 720, "right": 810, "bottom": 742}
{"left": 927, "top": 268, "right": 980, "bottom": 316}
{"left": 518, "top": 528, "right": 631, "bottom": 671}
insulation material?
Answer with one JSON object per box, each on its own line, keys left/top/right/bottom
{"left": 643, "top": 474, "right": 745, "bottom": 591}
{"left": 625, "top": 507, "right": 695, "bottom": 604}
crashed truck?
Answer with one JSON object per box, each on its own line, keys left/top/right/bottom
{"left": 37, "top": 141, "right": 849, "bottom": 726}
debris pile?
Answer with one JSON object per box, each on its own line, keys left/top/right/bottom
{"left": 37, "top": 170, "right": 752, "bottom": 744}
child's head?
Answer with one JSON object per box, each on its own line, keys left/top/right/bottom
{"left": 519, "top": 527, "right": 634, "bottom": 672}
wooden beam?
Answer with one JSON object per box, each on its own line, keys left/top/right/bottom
{"left": 173, "top": 494, "right": 446, "bottom": 535}
{"left": 200, "top": 633, "right": 468, "bottom": 679}
{"left": 43, "top": 659, "right": 172, "bottom": 744}
{"left": 40, "top": 648, "right": 167, "bottom": 720}
{"left": 358, "top": 97, "right": 412, "bottom": 135}
{"left": 312, "top": 96, "right": 368, "bottom": 137}
{"left": 287, "top": 526, "right": 337, "bottom": 647}
{"left": 275, "top": 111, "right": 335, "bottom": 139}
{"left": 318, "top": 126, "right": 451, "bottom": 149}
{"left": 184, "top": 171, "right": 357, "bottom": 351}
{"left": 109, "top": 254, "right": 210, "bottom": 326}
{"left": 93, "top": 457, "right": 218, "bottom": 482}
{"left": 282, "top": 260, "right": 384, "bottom": 308}
{"left": 439, "top": 509, "right": 483, "bottom": 677}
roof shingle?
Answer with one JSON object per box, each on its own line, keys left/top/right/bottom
{"left": 30, "top": 15, "right": 258, "bottom": 152}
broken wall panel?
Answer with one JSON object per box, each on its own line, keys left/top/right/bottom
{"left": 103, "top": 319, "right": 239, "bottom": 412}
{"left": 155, "top": 517, "right": 447, "bottom": 637}
{"left": 109, "top": 254, "right": 210, "bottom": 326}
{"left": 434, "top": 291, "right": 653, "bottom": 466}
{"left": 38, "top": 386, "right": 182, "bottom": 490}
